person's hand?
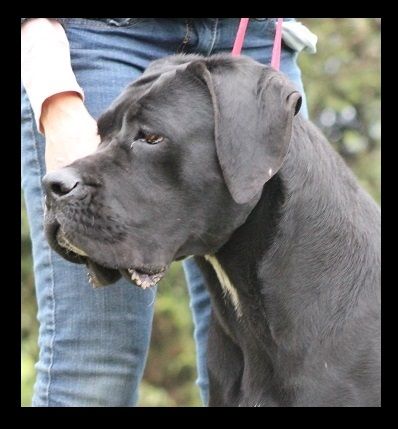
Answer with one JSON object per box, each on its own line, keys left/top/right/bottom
{"left": 41, "top": 91, "right": 100, "bottom": 173}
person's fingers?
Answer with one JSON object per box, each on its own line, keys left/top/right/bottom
{"left": 45, "top": 132, "right": 100, "bottom": 172}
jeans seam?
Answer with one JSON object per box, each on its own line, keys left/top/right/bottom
{"left": 207, "top": 18, "right": 218, "bottom": 56}
{"left": 29, "top": 110, "right": 56, "bottom": 407}
{"left": 177, "top": 19, "right": 191, "bottom": 53}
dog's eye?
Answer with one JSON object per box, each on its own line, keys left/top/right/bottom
{"left": 137, "top": 132, "right": 164, "bottom": 145}
{"left": 130, "top": 131, "right": 164, "bottom": 149}
{"left": 145, "top": 134, "right": 164, "bottom": 144}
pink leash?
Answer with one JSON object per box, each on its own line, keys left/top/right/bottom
{"left": 231, "top": 18, "right": 250, "bottom": 56}
{"left": 232, "top": 18, "right": 283, "bottom": 71}
{"left": 271, "top": 18, "right": 283, "bottom": 70}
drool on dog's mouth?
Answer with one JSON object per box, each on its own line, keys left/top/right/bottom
{"left": 54, "top": 226, "right": 168, "bottom": 289}
{"left": 56, "top": 228, "right": 88, "bottom": 257}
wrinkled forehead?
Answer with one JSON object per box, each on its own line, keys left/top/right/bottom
{"left": 98, "top": 60, "right": 212, "bottom": 138}
{"left": 97, "top": 71, "right": 162, "bottom": 137}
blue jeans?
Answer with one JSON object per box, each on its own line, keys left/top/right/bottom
{"left": 21, "top": 18, "right": 308, "bottom": 407}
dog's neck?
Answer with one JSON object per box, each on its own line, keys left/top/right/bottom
{"left": 212, "top": 116, "right": 380, "bottom": 346}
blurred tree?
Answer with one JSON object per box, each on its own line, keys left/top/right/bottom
{"left": 21, "top": 193, "right": 38, "bottom": 405}
{"left": 21, "top": 18, "right": 381, "bottom": 407}
{"left": 298, "top": 18, "right": 381, "bottom": 201}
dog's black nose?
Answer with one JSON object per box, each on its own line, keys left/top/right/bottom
{"left": 42, "top": 168, "right": 83, "bottom": 201}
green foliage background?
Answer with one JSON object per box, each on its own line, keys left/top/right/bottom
{"left": 21, "top": 18, "right": 381, "bottom": 407}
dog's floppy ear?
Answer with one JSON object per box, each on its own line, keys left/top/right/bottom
{"left": 186, "top": 60, "right": 301, "bottom": 204}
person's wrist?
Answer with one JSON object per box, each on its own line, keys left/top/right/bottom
{"left": 41, "top": 91, "right": 86, "bottom": 134}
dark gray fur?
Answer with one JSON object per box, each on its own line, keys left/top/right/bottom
{"left": 43, "top": 54, "right": 381, "bottom": 407}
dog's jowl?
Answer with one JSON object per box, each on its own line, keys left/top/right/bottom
{"left": 43, "top": 54, "right": 381, "bottom": 407}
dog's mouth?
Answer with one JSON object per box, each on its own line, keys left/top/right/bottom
{"left": 53, "top": 226, "right": 168, "bottom": 289}
{"left": 123, "top": 266, "right": 167, "bottom": 289}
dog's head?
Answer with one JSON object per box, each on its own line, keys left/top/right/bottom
{"left": 43, "top": 54, "right": 301, "bottom": 287}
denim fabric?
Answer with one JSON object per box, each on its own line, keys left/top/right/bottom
{"left": 21, "top": 18, "right": 308, "bottom": 407}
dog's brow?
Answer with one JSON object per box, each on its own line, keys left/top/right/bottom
{"left": 97, "top": 114, "right": 111, "bottom": 138}
{"left": 134, "top": 72, "right": 162, "bottom": 86}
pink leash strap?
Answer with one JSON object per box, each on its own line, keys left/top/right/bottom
{"left": 271, "top": 18, "right": 283, "bottom": 70}
{"left": 231, "top": 18, "right": 249, "bottom": 56}
{"left": 232, "top": 18, "right": 283, "bottom": 71}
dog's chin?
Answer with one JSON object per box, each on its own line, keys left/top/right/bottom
{"left": 80, "top": 259, "right": 121, "bottom": 287}
{"left": 87, "top": 256, "right": 168, "bottom": 289}
{"left": 45, "top": 221, "right": 168, "bottom": 289}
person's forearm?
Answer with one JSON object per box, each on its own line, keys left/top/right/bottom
{"left": 21, "top": 18, "right": 84, "bottom": 133}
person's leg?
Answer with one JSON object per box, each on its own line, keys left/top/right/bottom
{"left": 182, "top": 258, "right": 211, "bottom": 406}
{"left": 182, "top": 18, "right": 310, "bottom": 406}
{"left": 21, "top": 18, "right": 189, "bottom": 407}
{"left": 23, "top": 95, "right": 154, "bottom": 407}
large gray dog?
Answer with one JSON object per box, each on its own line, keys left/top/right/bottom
{"left": 43, "top": 54, "right": 381, "bottom": 407}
